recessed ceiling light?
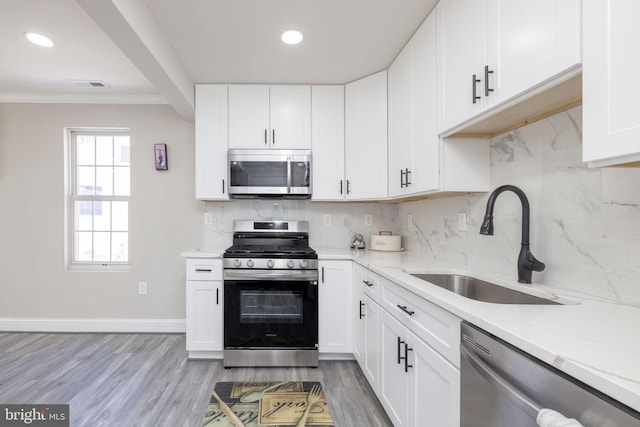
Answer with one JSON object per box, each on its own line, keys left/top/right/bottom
{"left": 24, "top": 32, "right": 55, "bottom": 48}
{"left": 281, "top": 30, "right": 303, "bottom": 45}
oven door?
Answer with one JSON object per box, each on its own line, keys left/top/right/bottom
{"left": 224, "top": 278, "right": 318, "bottom": 349}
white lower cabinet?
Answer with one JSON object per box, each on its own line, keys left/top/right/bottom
{"left": 318, "top": 260, "right": 353, "bottom": 354}
{"left": 353, "top": 264, "right": 379, "bottom": 389}
{"left": 185, "top": 258, "right": 223, "bottom": 358}
{"left": 379, "top": 308, "right": 460, "bottom": 427}
{"left": 353, "top": 262, "right": 461, "bottom": 427}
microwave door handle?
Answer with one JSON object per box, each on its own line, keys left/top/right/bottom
{"left": 461, "top": 345, "right": 541, "bottom": 419}
{"left": 287, "top": 156, "right": 292, "bottom": 194}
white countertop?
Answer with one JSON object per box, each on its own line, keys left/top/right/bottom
{"left": 183, "top": 246, "right": 640, "bottom": 412}
{"left": 316, "top": 247, "right": 640, "bottom": 413}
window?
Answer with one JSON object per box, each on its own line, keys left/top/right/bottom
{"left": 68, "top": 130, "right": 130, "bottom": 266}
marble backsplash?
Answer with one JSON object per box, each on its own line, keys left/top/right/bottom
{"left": 204, "top": 105, "right": 640, "bottom": 306}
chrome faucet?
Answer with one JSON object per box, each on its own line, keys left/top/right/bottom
{"left": 479, "top": 185, "right": 545, "bottom": 284}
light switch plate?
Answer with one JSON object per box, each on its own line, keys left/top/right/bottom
{"left": 204, "top": 212, "right": 213, "bottom": 225}
{"left": 364, "top": 214, "right": 373, "bottom": 226}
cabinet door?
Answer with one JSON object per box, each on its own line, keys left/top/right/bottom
{"left": 318, "top": 260, "right": 353, "bottom": 353}
{"left": 388, "top": 41, "right": 413, "bottom": 197}
{"left": 437, "top": 0, "right": 487, "bottom": 134}
{"left": 195, "top": 84, "right": 229, "bottom": 200}
{"left": 186, "top": 281, "right": 223, "bottom": 351}
{"left": 228, "top": 85, "right": 270, "bottom": 149}
{"left": 345, "top": 70, "right": 388, "bottom": 200}
{"left": 270, "top": 85, "right": 311, "bottom": 149}
{"left": 408, "top": 10, "right": 440, "bottom": 194}
{"left": 408, "top": 332, "right": 460, "bottom": 427}
{"left": 362, "top": 294, "right": 379, "bottom": 391}
{"left": 583, "top": 0, "right": 640, "bottom": 166}
{"left": 311, "top": 86, "right": 345, "bottom": 200}
{"left": 379, "top": 309, "right": 409, "bottom": 426}
{"left": 485, "top": 0, "right": 581, "bottom": 108}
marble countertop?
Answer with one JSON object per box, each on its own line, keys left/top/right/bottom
{"left": 182, "top": 246, "right": 640, "bottom": 411}
{"left": 316, "top": 247, "right": 640, "bottom": 413}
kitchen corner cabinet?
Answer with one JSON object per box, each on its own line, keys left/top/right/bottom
{"left": 185, "top": 259, "right": 223, "bottom": 357}
{"left": 195, "top": 84, "right": 229, "bottom": 200}
{"left": 345, "top": 70, "right": 388, "bottom": 200}
{"left": 388, "top": 9, "right": 439, "bottom": 197}
{"left": 583, "top": 0, "right": 640, "bottom": 167}
{"left": 353, "top": 263, "right": 380, "bottom": 389}
{"left": 437, "top": 0, "right": 581, "bottom": 135}
{"left": 318, "top": 260, "right": 353, "bottom": 354}
{"left": 311, "top": 86, "right": 346, "bottom": 201}
{"left": 228, "top": 85, "right": 311, "bottom": 149}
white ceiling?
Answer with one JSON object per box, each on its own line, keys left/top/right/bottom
{"left": 0, "top": 0, "right": 438, "bottom": 119}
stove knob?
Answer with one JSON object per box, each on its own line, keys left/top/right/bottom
{"left": 287, "top": 260, "right": 295, "bottom": 269}
{"left": 299, "top": 260, "right": 309, "bottom": 269}
{"left": 233, "top": 259, "right": 242, "bottom": 268}
{"left": 266, "top": 259, "right": 275, "bottom": 268}
{"left": 246, "top": 259, "right": 254, "bottom": 268}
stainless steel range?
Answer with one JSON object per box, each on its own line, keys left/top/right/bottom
{"left": 223, "top": 220, "right": 318, "bottom": 367}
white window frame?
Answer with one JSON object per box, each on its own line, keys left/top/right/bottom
{"left": 65, "top": 128, "right": 131, "bottom": 271}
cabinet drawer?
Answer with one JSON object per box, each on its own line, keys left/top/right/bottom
{"left": 186, "top": 258, "right": 222, "bottom": 281}
{"left": 380, "top": 277, "right": 460, "bottom": 366}
{"left": 353, "top": 263, "right": 379, "bottom": 301}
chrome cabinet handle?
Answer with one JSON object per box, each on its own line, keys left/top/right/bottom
{"left": 321, "top": 266, "right": 325, "bottom": 283}
{"left": 359, "top": 301, "right": 365, "bottom": 319}
{"left": 472, "top": 74, "right": 481, "bottom": 104}
{"left": 484, "top": 65, "right": 494, "bottom": 97}
{"left": 405, "top": 168, "right": 411, "bottom": 186}
{"left": 272, "top": 129, "right": 275, "bottom": 145}
{"left": 195, "top": 268, "right": 212, "bottom": 272}
{"left": 264, "top": 129, "right": 268, "bottom": 145}
{"left": 397, "top": 305, "right": 415, "bottom": 316}
{"left": 222, "top": 179, "right": 225, "bottom": 194}
{"left": 397, "top": 337, "right": 404, "bottom": 364}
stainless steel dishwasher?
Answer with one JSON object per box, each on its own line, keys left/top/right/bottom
{"left": 461, "top": 322, "right": 640, "bottom": 426}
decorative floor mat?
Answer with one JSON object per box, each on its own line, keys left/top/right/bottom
{"left": 203, "top": 381, "right": 334, "bottom": 426}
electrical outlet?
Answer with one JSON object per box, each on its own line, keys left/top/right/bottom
{"left": 323, "top": 214, "right": 331, "bottom": 226}
{"left": 364, "top": 214, "right": 373, "bottom": 226}
{"left": 138, "top": 281, "right": 148, "bottom": 295}
{"left": 458, "top": 212, "right": 468, "bottom": 231}
{"left": 204, "top": 212, "right": 213, "bottom": 225}
{"left": 408, "top": 214, "right": 413, "bottom": 227}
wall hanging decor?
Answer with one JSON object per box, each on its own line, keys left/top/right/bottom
{"left": 154, "top": 143, "right": 168, "bottom": 170}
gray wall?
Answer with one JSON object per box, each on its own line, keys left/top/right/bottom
{"left": 0, "top": 103, "right": 201, "bottom": 320}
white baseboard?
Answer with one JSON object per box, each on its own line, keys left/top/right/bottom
{"left": 0, "top": 317, "right": 186, "bottom": 333}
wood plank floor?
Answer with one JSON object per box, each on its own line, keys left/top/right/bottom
{"left": 0, "top": 332, "right": 392, "bottom": 427}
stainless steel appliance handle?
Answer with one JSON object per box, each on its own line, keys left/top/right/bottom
{"left": 287, "top": 156, "right": 292, "bottom": 193}
{"left": 461, "top": 343, "right": 541, "bottom": 418}
{"left": 224, "top": 270, "right": 318, "bottom": 281}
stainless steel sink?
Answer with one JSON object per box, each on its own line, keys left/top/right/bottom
{"left": 410, "top": 273, "right": 560, "bottom": 305}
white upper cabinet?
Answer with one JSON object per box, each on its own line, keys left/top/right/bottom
{"left": 345, "top": 70, "right": 388, "bottom": 200}
{"left": 583, "top": 0, "right": 640, "bottom": 167}
{"left": 437, "top": 0, "right": 581, "bottom": 136}
{"left": 195, "top": 84, "right": 229, "bottom": 201}
{"left": 311, "top": 86, "right": 346, "bottom": 201}
{"left": 388, "top": 10, "right": 439, "bottom": 197}
{"left": 228, "top": 85, "right": 311, "bottom": 149}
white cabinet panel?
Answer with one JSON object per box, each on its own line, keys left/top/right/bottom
{"left": 345, "top": 71, "right": 388, "bottom": 200}
{"left": 228, "top": 85, "right": 311, "bottom": 149}
{"left": 186, "top": 281, "right": 223, "bottom": 352}
{"left": 318, "top": 260, "right": 353, "bottom": 354}
{"left": 583, "top": 0, "right": 640, "bottom": 166}
{"left": 195, "top": 84, "right": 228, "bottom": 200}
{"left": 228, "top": 85, "right": 270, "bottom": 149}
{"left": 311, "top": 86, "right": 346, "bottom": 200}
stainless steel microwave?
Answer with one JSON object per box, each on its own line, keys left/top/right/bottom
{"left": 227, "top": 149, "right": 312, "bottom": 198}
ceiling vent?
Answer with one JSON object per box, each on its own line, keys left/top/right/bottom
{"left": 70, "top": 80, "right": 110, "bottom": 88}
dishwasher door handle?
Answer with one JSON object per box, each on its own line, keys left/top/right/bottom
{"left": 461, "top": 344, "right": 542, "bottom": 419}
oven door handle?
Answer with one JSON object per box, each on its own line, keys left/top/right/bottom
{"left": 461, "top": 344, "right": 541, "bottom": 419}
{"left": 224, "top": 270, "right": 318, "bottom": 281}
